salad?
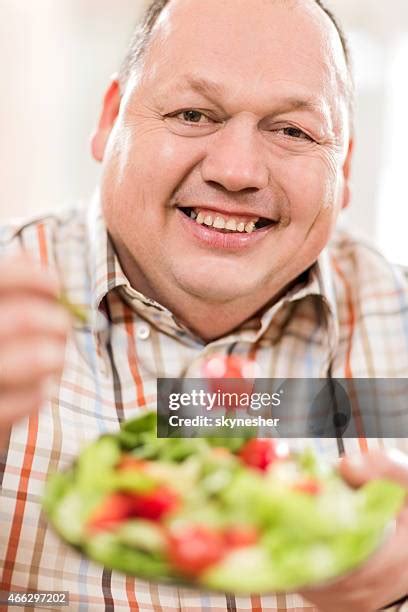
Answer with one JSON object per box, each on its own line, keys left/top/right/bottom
{"left": 43, "top": 411, "right": 405, "bottom": 594}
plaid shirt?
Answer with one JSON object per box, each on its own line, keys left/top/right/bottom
{"left": 1, "top": 194, "right": 407, "bottom": 612}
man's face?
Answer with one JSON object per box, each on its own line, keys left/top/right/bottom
{"left": 98, "top": 0, "right": 352, "bottom": 306}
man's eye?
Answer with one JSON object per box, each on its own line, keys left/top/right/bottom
{"left": 171, "top": 110, "right": 211, "bottom": 124}
{"left": 181, "top": 110, "right": 205, "bottom": 123}
{"left": 280, "top": 127, "right": 313, "bottom": 141}
{"left": 164, "top": 109, "right": 220, "bottom": 136}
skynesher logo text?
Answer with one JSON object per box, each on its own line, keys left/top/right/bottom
{"left": 168, "top": 415, "right": 280, "bottom": 428}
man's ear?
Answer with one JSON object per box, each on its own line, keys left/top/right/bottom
{"left": 341, "top": 138, "right": 354, "bottom": 210}
{"left": 91, "top": 76, "right": 121, "bottom": 162}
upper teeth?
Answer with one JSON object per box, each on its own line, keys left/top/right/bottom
{"left": 194, "top": 210, "right": 259, "bottom": 233}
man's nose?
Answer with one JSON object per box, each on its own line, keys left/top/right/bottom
{"left": 200, "top": 119, "right": 270, "bottom": 192}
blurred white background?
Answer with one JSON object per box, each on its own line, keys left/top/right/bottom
{"left": 0, "top": 0, "right": 407, "bottom": 265}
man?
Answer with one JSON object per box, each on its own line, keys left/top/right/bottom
{"left": 0, "top": 0, "right": 407, "bottom": 610}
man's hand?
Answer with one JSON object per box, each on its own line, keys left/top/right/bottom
{"left": 0, "top": 255, "right": 71, "bottom": 447}
{"left": 300, "top": 450, "right": 408, "bottom": 612}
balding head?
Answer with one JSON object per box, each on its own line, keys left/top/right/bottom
{"left": 119, "top": 0, "right": 354, "bottom": 128}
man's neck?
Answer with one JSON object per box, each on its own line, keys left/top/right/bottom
{"left": 112, "top": 242, "right": 303, "bottom": 342}
{"left": 160, "top": 294, "right": 265, "bottom": 342}
{"left": 158, "top": 279, "right": 301, "bottom": 342}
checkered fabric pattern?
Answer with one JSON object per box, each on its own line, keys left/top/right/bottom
{"left": 1, "top": 194, "right": 407, "bottom": 611}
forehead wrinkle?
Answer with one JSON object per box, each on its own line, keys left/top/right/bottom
{"left": 154, "top": 73, "right": 329, "bottom": 119}
{"left": 152, "top": 74, "right": 226, "bottom": 102}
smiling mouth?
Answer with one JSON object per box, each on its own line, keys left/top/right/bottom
{"left": 178, "top": 207, "right": 275, "bottom": 234}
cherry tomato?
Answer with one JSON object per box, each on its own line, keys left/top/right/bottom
{"left": 223, "top": 525, "right": 259, "bottom": 548}
{"left": 202, "top": 355, "right": 250, "bottom": 379}
{"left": 202, "top": 355, "right": 258, "bottom": 409}
{"left": 239, "top": 438, "right": 280, "bottom": 471}
{"left": 168, "top": 526, "right": 226, "bottom": 576}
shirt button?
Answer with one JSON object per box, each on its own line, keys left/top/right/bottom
{"left": 137, "top": 323, "right": 150, "bottom": 340}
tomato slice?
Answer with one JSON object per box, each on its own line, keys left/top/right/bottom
{"left": 168, "top": 526, "right": 226, "bottom": 576}
{"left": 130, "top": 487, "right": 179, "bottom": 521}
{"left": 223, "top": 525, "right": 259, "bottom": 548}
{"left": 116, "top": 455, "right": 147, "bottom": 471}
{"left": 86, "top": 487, "right": 178, "bottom": 532}
{"left": 292, "top": 478, "right": 321, "bottom": 495}
{"left": 239, "top": 438, "right": 280, "bottom": 471}
{"left": 87, "top": 492, "right": 136, "bottom": 532}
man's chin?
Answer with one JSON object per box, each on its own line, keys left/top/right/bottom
{"left": 174, "top": 273, "right": 258, "bottom": 305}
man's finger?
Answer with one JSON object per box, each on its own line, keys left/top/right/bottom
{"left": 0, "top": 297, "right": 71, "bottom": 340}
{"left": 339, "top": 450, "right": 408, "bottom": 489}
{"left": 0, "top": 383, "right": 45, "bottom": 426}
{"left": 0, "top": 338, "right": 66, "bottom": 387}
{"left": 0, "top": 254, "right": 59, "bottom": 297}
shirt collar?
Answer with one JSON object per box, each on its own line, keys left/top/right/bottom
{"left": 87, "top": 192, "right": 175, "bottom": 332}
{"left": 251, "top": 246, "right": 339, "bottom": 349}
{"left": 86, "top": 192, "right": 339, "bottom": 344}
{"left": 87, "top": 191, "right": 127, "bottom": 312}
